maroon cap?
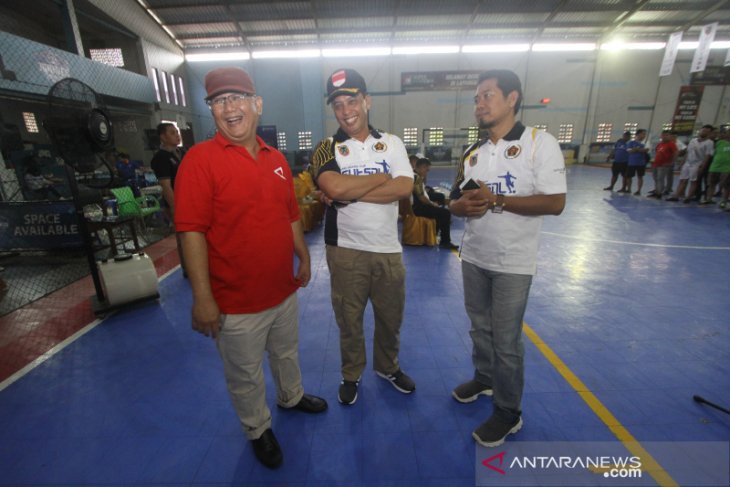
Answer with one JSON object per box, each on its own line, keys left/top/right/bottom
{"left": 204, "top": 67, "right": 256, "bottom": 100}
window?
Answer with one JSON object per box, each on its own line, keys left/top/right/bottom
{"left": 533, "top": 124, "right": 548, "bottom": 131}
{"left": 159, "top": 70, "right": 170, "bottom": 104}
{"left": 277, "top": 132, "right": 287, "bottom": 151}
{"left": 558, "top": 124, "right": 573, "bottom": 144}
{"left": 170, "top": 74, "right": 179, "bottom": 105}
{"left": 624, "top": 122, "right": 638, "bottom": 136}
{"left": 298, "top": 131, "right": 312, "bottom": 150}
{"left": 23, "top": 112, "right": 39, "bottom": 133}
{"left": 428, "top": 127, "right": 444, "bottom": 146}
{"left": 403, "top": 127, "right": 418, "bottom": 147}
{"left": 151, "top": 68, "right": 161, "bottom": 103}
{"left": 596, "top": 122, "right": 613, "bottom": 142}
{"left": 89, "top": 48, "right": 124, "bottom": 67}
{"left": 467, "top": 126, "right": 479, "bottom": 144}
{"left": 178, "top": 77, "right": 187, "bottom": 107}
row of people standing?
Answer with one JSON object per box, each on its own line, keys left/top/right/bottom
{"left": 172, "top": 66, "right": 566, "bottom": 469}
{"left": 605, "top": 125, "right": 730, "bottom": 209}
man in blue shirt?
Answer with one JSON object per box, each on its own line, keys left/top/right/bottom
{"left": 623, "top": 129, "right": 649, "bottom": 195}
{"left": 604, "top": 131, "right": 631, "bottom": 191}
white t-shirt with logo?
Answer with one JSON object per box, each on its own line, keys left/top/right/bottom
{"left": 328, "top": 131, "right": 413, "bottom": 253}
{"left": 685, "top": 137, "right": 714, "bottom": 166}
{"left": 457, "top": 124, "right": 566, "bottom": 275}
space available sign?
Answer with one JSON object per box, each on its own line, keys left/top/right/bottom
{"left": 0, "top": 201, "right": 82, "bottom": 250}
{"left": 401, "top": 71, "right": 482, "bottom": 92}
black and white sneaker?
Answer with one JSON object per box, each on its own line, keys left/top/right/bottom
{"left": 376, "top": 369, "right": 415, "bottom": 394}
{"left": 473, "top": 415, "right": 523, "bottom": 448}
{"left": 338, "top": 378, "right": 359, "bottom": 405}
{"left": 452, "top": 379, "right": 493, "bottom": 403}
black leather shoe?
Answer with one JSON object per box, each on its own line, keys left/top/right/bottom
{"left": 440, "top": 242, "right": 459, "bottom": 250}
{"left": 251, "top": 428, "right": 283, "bottom": 469}
{"left": 283, "top": 393, "right": 328, "bottom": 413}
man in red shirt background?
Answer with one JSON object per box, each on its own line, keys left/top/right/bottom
{"left": 649, "top": 130, "right": 677, "bottom": 199}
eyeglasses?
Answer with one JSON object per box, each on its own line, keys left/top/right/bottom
{"left": 473, "top": 91, "right": 499, "bottom": 104}
{"left": 207, "top": 93, "right": 256, "bottom": 108}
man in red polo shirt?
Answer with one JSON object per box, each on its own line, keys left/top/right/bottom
{"left": 174, "top": 67, "right": 327, "bottom": 470}
{"left": 649, "top": 130, "right": 677, "bottom": 199}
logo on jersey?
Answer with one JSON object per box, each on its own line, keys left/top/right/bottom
{"left": 373, "top": 141, "right": 387, "bottom": 153}
{"left": 505, "top": 144, "right": 522, "bottom": 159}
{"left": 498, "top": 171, "right": 517, "bottom": 193}
{"left": 338, "top": 145, "right": 350, "bottom": 157}
{"left": 274, "top": 166, "right": 286, "bottom": 180}
{"left": 469, "top": 154, "right": 478, "bottom": 167}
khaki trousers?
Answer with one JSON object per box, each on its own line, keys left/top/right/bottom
{"left": 216, "top": 293, "right": 304, "bottom": 440}
{"left": 326, "top": 245, "right": 406, "bottom": 381}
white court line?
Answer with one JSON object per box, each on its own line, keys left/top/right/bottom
{"left": 0, "top": 318, "right": 106, "bottom": 392}
{"left": 0, "top": 265, "right": 182, "bottom": 392}
{"left": 541, "top": 231, "right": 730, "bottom": 250}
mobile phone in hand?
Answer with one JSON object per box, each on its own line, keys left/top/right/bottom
{"left": 462, "top": 178, "right": 480, "bottom": 190}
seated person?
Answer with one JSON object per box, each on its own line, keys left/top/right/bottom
{"left": 24, "top": 156, "right": 63, "bottom": 200}
{"left": 412, "top": 157, "right": 458, "bottom": 250}
{"left": 115, "top": 152, "right": 151, "bottom": 196}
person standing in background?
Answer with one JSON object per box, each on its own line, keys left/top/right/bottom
{"left": 150, "top": 123, "right": 186, "bottom": 274}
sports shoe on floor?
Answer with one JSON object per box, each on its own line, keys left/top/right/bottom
{"left": 338, "top": 378, "right": 359, "bottom": 405}
{"left": 665, "top": 196, "right": 679, "bottom": 201}
{"left": 472, "top": 415, "right": 523, "bottom": 448}
{"left": 376, "top": 369, "right": 415, "bottom": 394}
{"left": 439, "top": 242, "right": 459, "bottom": 250}
{"left": 616, "top": 189, "right": 629, "bottom": 193}
{"left": 719, "top": 200, "right": 727, "bottom": 209}
{"left": 251, "top": 428, "right": 283, "bottom": 469}
{"left": 452, "top": 379, "right": 493, "bottom": 403}
{"left": 699, "top": 199, "right": 714, "bottom": 205}
{"left": 603, "top": 186, "right": 613, "bottom": 191}
{"left": 633, "top": 191, "right": 640, "bottom": 196}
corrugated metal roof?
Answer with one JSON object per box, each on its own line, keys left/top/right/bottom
{"left": 137, "top": 0, "right": 730, "bottom": 52}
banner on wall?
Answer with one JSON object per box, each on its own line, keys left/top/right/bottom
{"left": 671, "top": 85, "right": 704, "bottom": 135}
{"left": 690, "top": 65, "right": 730, "bottom": 85}
{"left": 0, "top": 201, "right": 82, "bottom": 250}
{"left": 401, "top": 71, "right": 482, "bottom": 92}
{"left": 690, "top": 22, "right": 718, "bottom": 73}
{"left": 659, "top": 31, "right": 683, "bottom": 77}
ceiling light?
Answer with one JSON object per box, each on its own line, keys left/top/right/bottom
{"left": 392, "top": 45, "right": 460, "bottom": 55}
{"left": 532, "top": 43, "right": 597, "bottom": 52}
{"left": 600, "top": 42, "right": 666, "bottom": 51}
{"left": 185, "top": 52, "right": 250, "bottom": 62}
{"left": 462, "top": 44, "right": 530, "bottom": 53}
{"left": 321, "top": 47, "right": 391, "bottom": 57}
{"left": 252, "top": 49, "right": 321, "bottom": 59}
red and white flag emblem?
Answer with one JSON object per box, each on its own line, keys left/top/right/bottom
{"left": 331, "top": 70, "right": 347, "bottom": 87}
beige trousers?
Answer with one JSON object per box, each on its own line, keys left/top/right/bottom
{"left": 216, "top": 293, "right": 304, "bottom": 440}
{"left": 326, "top": 245, "right": 406, "bottom": 381}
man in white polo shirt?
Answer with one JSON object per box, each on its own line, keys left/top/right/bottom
{"left": 311, "top": 68, "right": 416, "bottom": 406}
{"left": 449, "top": 69, "right": 567, "bottom": 447}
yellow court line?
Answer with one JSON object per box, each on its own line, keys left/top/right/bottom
{"left": 522, "top": 323, "right": 679, "bottom": 487}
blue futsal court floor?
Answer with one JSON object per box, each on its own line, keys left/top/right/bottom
{"left": 0, "top": 165, "right": 728, "bottom": 486}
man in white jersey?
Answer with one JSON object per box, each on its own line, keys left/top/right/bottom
{"left": 667, "top": 124, "right": 714, "bottom": 203}
{"left": 311, "top": 69, "right": 416, "bottom": 405}
{"left": 449, "top": 69, "right": 566, "bottom": 447}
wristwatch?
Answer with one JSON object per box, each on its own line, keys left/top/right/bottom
{"left": 491, "top": 194, "right": 505, "bottom": 214}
